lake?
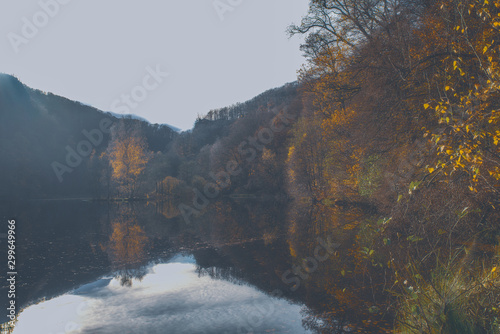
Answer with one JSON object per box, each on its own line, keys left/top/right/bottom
{"left": 0, "top": 199, "right": 392, "bottom": 333}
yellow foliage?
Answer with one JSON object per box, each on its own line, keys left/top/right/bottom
{"left": 107, "top": 122, "right": 150, "bottom": 196}
{"left": 426, "top": 0, "right": 500, "bottom": 195}
{"left": 110, "top": 222, "right": 148, "bottom": 266}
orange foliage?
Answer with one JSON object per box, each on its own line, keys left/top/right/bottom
{"left": 107, "top": 121, "right": 150, "bottom": 196}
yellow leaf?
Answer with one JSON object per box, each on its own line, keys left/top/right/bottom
{"left": 424, "top": 103, "right": 430, "bottom": 109}
{"left": 428, "top": 167, "right": 435, "bottom": 173}
{"left": 492, "top": 267, "right": 497, "bottom": 273}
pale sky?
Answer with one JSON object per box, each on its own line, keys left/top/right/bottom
{"left": 0, "top": 0, "right": 308, "bottom": 130}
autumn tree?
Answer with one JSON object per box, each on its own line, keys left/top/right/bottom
{"left": 107, "top": 120, "right": 151, "bottom": 198}
{"left": 286, "top": 116, "right": 328, "bottom": 199}
{"left": 423, "top": 0, "right": 500, "bottom": 201}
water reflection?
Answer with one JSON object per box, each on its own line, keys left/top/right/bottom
{"left": 106, "top": 206, "right": 149, "bottom": 286}
{"left": 13, "top": 256, "right": 310, "bottom": 334}
{"left": 1, "top": 199, "right": 393, "bottom": 333}
{"left": 286, "top": 201, "right": 392, "bottom": 333}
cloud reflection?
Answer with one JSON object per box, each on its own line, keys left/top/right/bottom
{"left": 13, "top": 256, "right": 310, "bottom": 334}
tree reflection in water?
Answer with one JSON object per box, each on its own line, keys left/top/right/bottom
{"left": 4, "top": 199, "right": 396, "bottom": 332}
{"left": 188, "top": 199, "right": 393, "bottom": 333}
{"left": 106, "top": 205, "right": 149, "bottom": 286}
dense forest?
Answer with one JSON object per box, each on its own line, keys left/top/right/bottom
{"left": 170, "top": 0, "right": 500, "bottom": 326}
{"left": 0, "top": 73, "right": 177, "bottom": 199}
{"left": 2, "top": 0, "right": 500, "bottom": 332}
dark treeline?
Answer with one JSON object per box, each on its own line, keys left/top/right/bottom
{"left": 201, "top": 82, "right": 298, "bottom": 121}
{"left": 0, "top": 73, "right": 300, "bottom": 201}
{"left": 0, "top": 74, "right": 177, "bottom": 200}
{"left": 172, "top": 83, "right": 301, "bottom": 198}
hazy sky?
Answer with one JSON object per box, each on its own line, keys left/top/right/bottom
{"left": 0, "top": 0, "right": 309, "bottom": 130}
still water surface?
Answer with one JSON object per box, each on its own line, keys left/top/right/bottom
{"left": 13, "top": 256, "right": 309, "bottom": 333}
{"left": 1, "top": 199, "right": 391, "bottom": 333}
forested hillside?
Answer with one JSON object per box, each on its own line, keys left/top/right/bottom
{"left": 0, "top": 74, "right": 177, "bottom": 199}
{"left": 165, "top": 0, "right": 500, "bottom": 331}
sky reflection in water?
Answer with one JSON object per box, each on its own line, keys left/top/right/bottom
{"left": 13, "top": 256, "right": 310, "bottom": 334}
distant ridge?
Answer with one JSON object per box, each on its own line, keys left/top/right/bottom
{"left": 0, "top": 73, "right": 178, "bottom": 198}
{"left": 106, "top": 111, "right": 182, "bottom": 133}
